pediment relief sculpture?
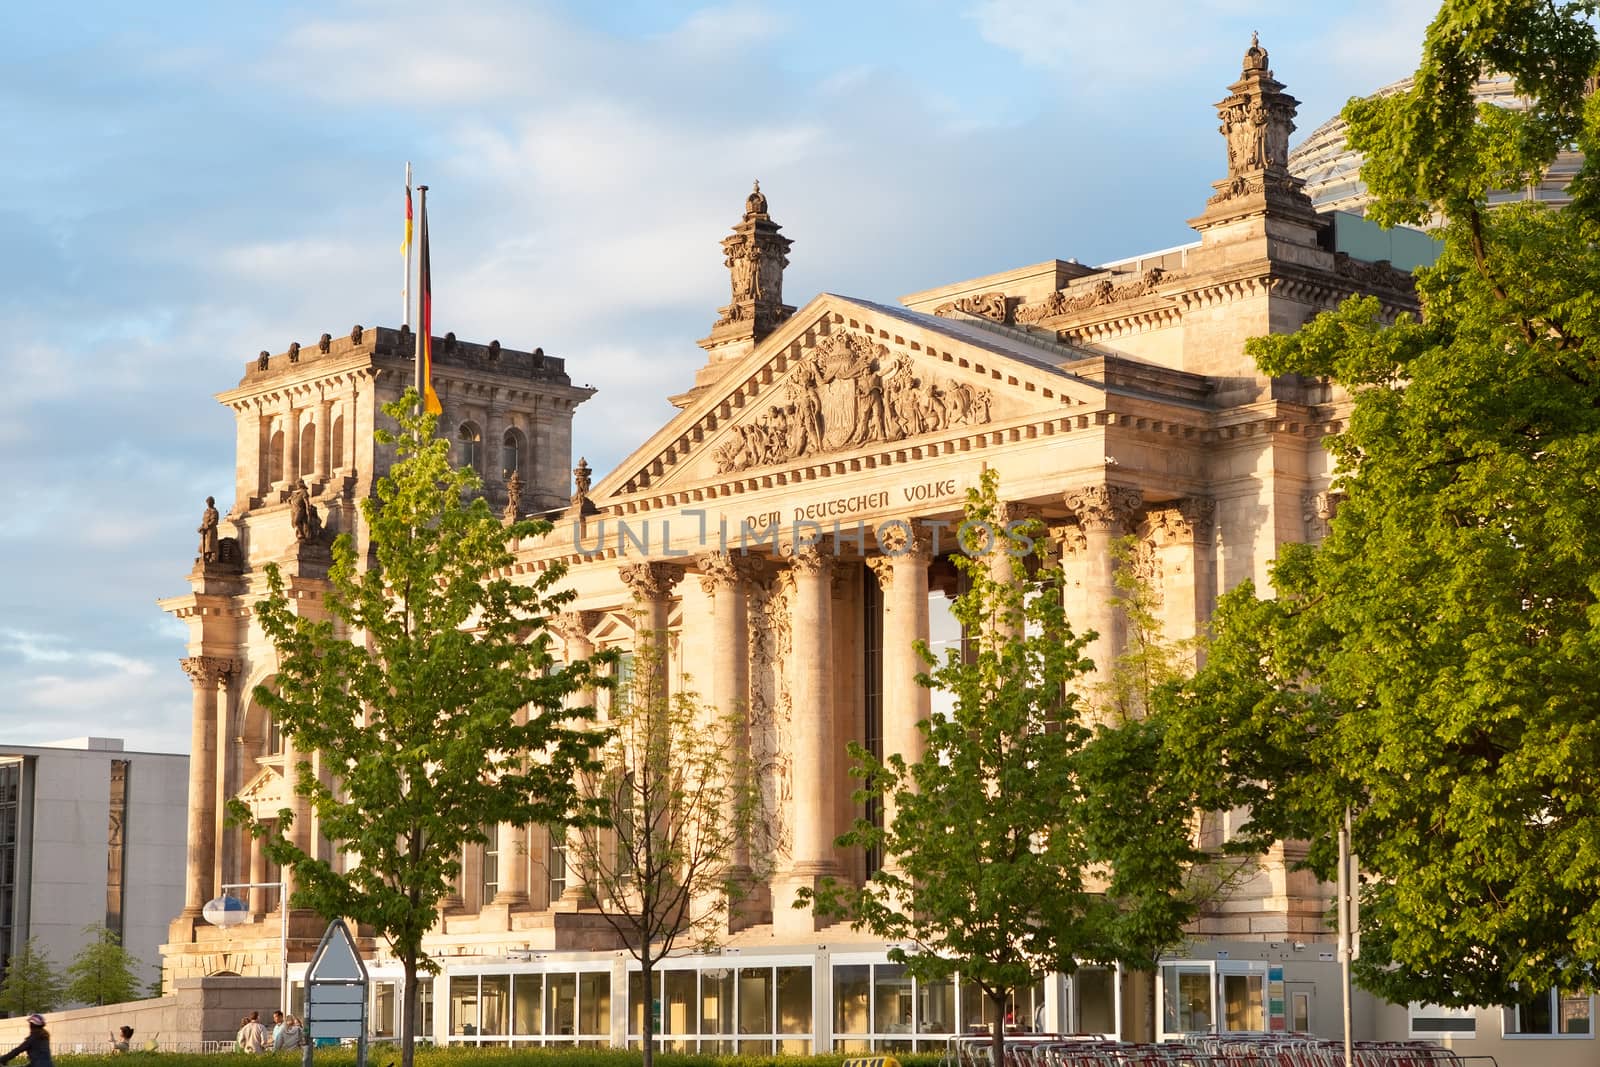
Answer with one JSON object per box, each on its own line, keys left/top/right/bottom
{"left": 712, "top": 332, "right": 993, "bottom": 475}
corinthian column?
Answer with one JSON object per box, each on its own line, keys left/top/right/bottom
{"left": 619, "top": 562, "right": 685, "bottom": 657}
{"left": 550, "top": 610, "right": 602, "bottom": 910}
{"left": 775, "top": 542, "right": 841, "bottom": 936}
{"left": 697, "top": 553, "right": 754, "bottom": 866}
{"left": 179, "top": 656, "right": 232, "bottom": 915}
{"left": 874, "top": 526, "right": 933, "bottom": 832}
{"left": 1062, "top": 484, "right": 1143, "bottom": 695}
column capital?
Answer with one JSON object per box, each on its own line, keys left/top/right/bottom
{"left": 875, "top": 520, "right": 936, "bottom": 564}
{"left": 1147, "top": 496, "right": 1215, "bottom": 545}
{"left": 1047, "top": 521, "right": 1088, "bottom": 560}
{"left": 618, "top": 561, "right": 685, "bottom": 602}
{"left": 180, "top": 656, "right": 234, "bottom": 688}
{"left": 1062, "top": 483, "right": 1142, "bottom": 532}
{"left": 548, "top": 611, "right": 603, "bottom": 645}
{"left": 695, "top": 551, "right": 761, "bottom": 594}
{"left": 784, "top": 541, "right": 833, "bottom": 578}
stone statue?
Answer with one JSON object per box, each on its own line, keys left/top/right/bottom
{"left": 289, "top": 479, "right": 321, "bottom": 543}
{"left": 745, "top": 179, "right": 768, "bottom": 218}
{"left": 504, "top": 470, "right": 523, "bottom": 524}
{"left": 572, "top": 457, "right": 592, "bottom": 509}
{"left": 728, "top": 239, "right": 757, "bottom": 303}
{"left": 197, "top": 497, "right": 220, "bottom": 562}
{"left": 1243, "top": 31, "right": 1268, "bottom": 72}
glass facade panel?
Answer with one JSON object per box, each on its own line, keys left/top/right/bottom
{"left": 1163, "top": 966, "right": 1213, "bottom": 1035}
{"left": 629, "top": 971, "right": 647, "bottom": 1039}
{"left": 513, "top": 974, "right": 543, "bottom": 1035}
{"left": 702, "top": 969, "right": 735, "bottom": 1036}
{"left": 419, "top": 978, "right": 434, "bottom": 1040}
{"left": 547, "top": 973, "right": 577, "bottom": 1036}
{"left": 777, "top": 966, "right": 812, "bottom": 1034}
{"left": 578, "top": 972, "right": 609, "bottom": 1037}
{"left": 738, "top": 1039, "right": 773, "bottom": 1055}
{"left": 374, "top": 982, "right": 396, "bottom": 1039}
{"left": 479, "top": 975, "right": 508, "bottom": 1036}
{"left": 1222, "top": 973, "right": 1263, "bottom": 1032}
{"left": 1074, "top": 968, "right": 1117, "bottom": 1035}
{"left": 834, "top": 965, "right": 870, "bottom": 1034}
{"left": 450, "top": 977, "right": 479, "bottom": 1037}
{"left": 738, "top": 968, "right": 773, "bottom": 1034}
{"left": 919, "top": 974, "right": 955, "bottom": 1036}
{"left": 874, "top": 964, "right": 913, "bottom": 1035}
{"left": 663, "top": 969, "right": 696, "bottom": 1035}
{"left": 962, "top": 977, "right": 997, "bottom": 1031}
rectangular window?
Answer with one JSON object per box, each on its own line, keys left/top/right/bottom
{"left": 1409, "top": 1003, "right": 1477, "bottom": 1039}
{"left": 1074, "top": 967, "right": 1117, "bottom": 1035}
{"left": 1505, "top": 989, "right": 1593, "bottom": 1037}
{"left": 480, "top": 826, "right": 499, "bottom": 906}
{"left": 547, "top": 830, "right": 568, "bottom": 901}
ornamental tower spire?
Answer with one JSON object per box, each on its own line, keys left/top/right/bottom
{"left": 1194, "top": 33, "right": 1317, "bottom": 225}
{"left": 676, "top": 182, "right": 797, "bottom": 407}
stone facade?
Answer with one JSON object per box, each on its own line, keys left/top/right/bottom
{"left": 155, "top": 39, "right": 1572, "bottom": 1067}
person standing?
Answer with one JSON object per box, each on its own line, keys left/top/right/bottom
{"left": 269, "top": 1013, "right": 285, "bottom": 1052}
{"left": 236, "top": 1011, "right": 268, "bottom": 1053}
{"left": 0, "top": 1014, "right": 52, "bottom": 1067}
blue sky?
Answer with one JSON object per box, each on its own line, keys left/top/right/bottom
{"left": 0, "top": 0, "right": 1437, "bottom": 753}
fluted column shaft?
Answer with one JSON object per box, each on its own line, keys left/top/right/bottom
{"left": 180, "top": 657, "right": 231, "bottom": 913}
{"left": 248, "top": 830, "right": 267, "bottom": 917}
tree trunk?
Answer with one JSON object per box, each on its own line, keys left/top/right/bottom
{"left": 400, "top": 955, "right": 418, "bottom": 1067}
{"left": 990, "top": 988, "right": 1007, "bottom": 1067}
{"left": 641, "top": 951, "right": 655, "bottom": 1067}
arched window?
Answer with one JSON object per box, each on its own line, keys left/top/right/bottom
{"left": 501, "top": 427, "right": 526, "bottom": 478}
{"left": 299, "top": 422, "right": 316, "bottom": 476}
{"left": 457, "top": 422, "right": 483, "bottom": 473}
{"left": 268, "top": 431, "right": 284, "bottom": 484}
{"left": 331, "top": 414, "right": 345, "bottom": 470}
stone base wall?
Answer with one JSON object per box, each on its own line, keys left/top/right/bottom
{"left": 0, "top": 977, "right": 279, "bottom": 1053}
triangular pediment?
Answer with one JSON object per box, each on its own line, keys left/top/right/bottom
{"left": 593, "top": 294, "right": 1108, "bottom": 500}
{"left": 237, "top": 765, "right": 287, "bottom": 818}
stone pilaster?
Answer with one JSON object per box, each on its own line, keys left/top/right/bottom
{"left": 315, "top": 398, "right": 333, "bottom": 481}
{"left": 1147, "top": 497, "right": 1216, "bottom": 650}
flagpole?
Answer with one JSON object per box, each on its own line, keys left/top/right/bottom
{"left": 402, "top": 162, "right": 413, "bottom": 328}
{"left": 415, "top": 184, "right": 428, "bottom": 405}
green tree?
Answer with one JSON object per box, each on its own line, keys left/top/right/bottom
{"left": 807, "top": 470, "right": 1200, "bottom": 1066}
{"left": 65, "top": 924, "right": 143, "bottom": 1007}
{"left": 1166, "top": 0, "right": 1600, "bottom": 1007}
{"left": 232, "top": 390, "right": 606, "bottom": 1067}
{"left": 570, "top": 636, "right": 759, "bottom": 1067}
{"left": 0, "top": 938, "right": 63, "bottom": 1016}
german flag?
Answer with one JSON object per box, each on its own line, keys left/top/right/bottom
{"left": 418, "top": 189, "right": 442, "bottom": 415}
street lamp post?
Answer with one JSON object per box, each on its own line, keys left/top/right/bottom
{"left": 204, "top": 879, "right": 290, "bottom": 1011}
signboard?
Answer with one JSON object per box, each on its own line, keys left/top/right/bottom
{"left": 305, "top": 919, "right": 369, "bottom": 1067}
